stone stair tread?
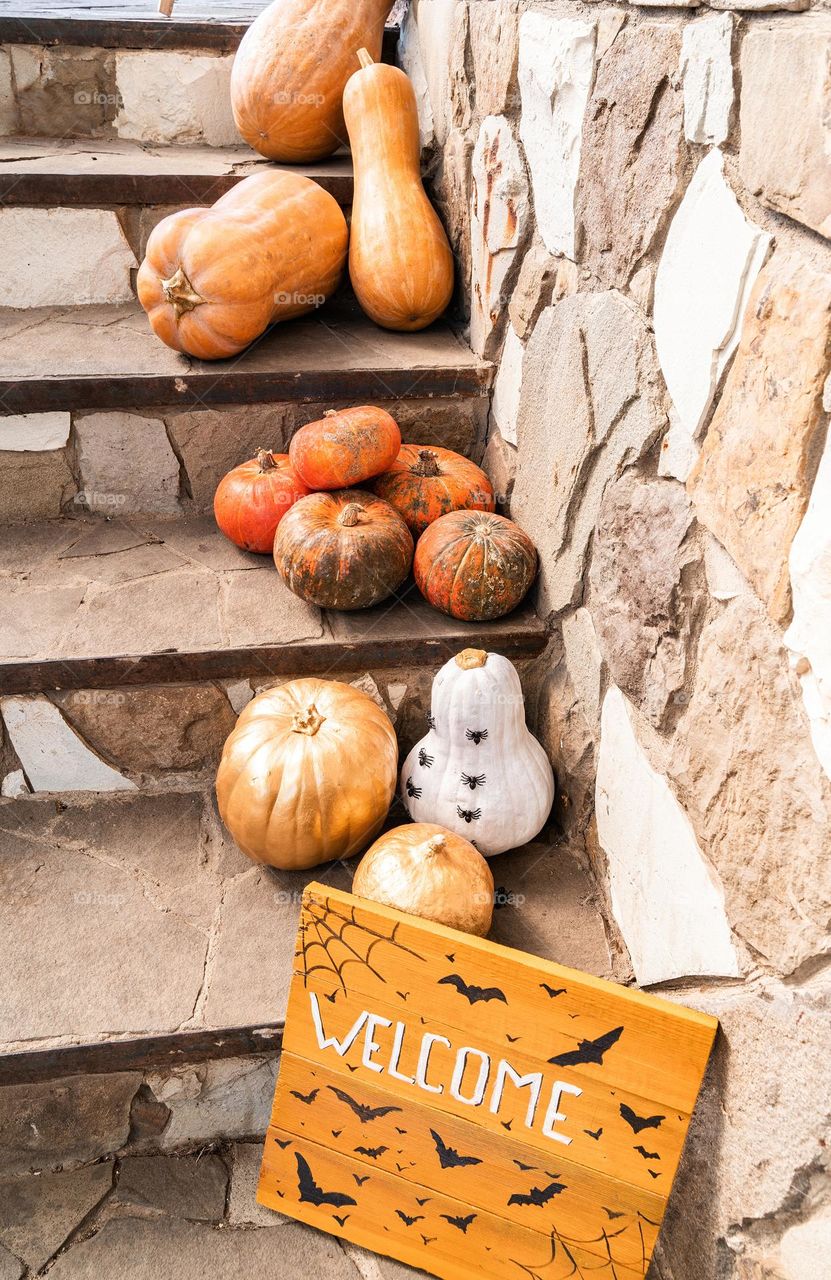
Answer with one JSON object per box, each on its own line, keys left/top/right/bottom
{"left": 0, "top": 515, "right": 546, "bottom": 693}
{"left": 0, "top": 788, "right": 616, "bottom": 1081}
{"left": 0, "top": 302, "right": 490, "bottom": 415}
{"left": 0, "top": 137, "right": 354, "bottom": 206}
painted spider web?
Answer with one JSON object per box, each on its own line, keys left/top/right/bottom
{"left": 510, "top": 1213, "right": 659, "bottom": 1280}
{"left": 298, "top": 897, "right": 426, "bottom": 991}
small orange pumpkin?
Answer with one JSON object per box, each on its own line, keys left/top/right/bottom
{"left": 371, "top": 445, "right": 495, "bottom": 537}
{"left": 289, "top": 406, "right": 401, "bottom": 490}
{"left": 414, "top": 510, "right": 537, "bottom": 621}
{"left": 137, "top": 171, "right": 348, "bottom": 360}
{"left": 213, "top": 450, "right": 310, "bottom": 554}
{"left": 274, "top": 489, "right": 414, "bottom": 610}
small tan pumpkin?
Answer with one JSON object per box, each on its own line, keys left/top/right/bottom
{"left": 216, "top": 678, "right": 397, "bottom": 870}
{"left": 352, "top": 822, "right": 494, "bottom": 936}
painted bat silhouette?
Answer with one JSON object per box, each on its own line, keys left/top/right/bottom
{"left": 421, "top": 1235, "right": 437, "bottom": 1245}
{"left": 461, "top": 772, "right": 486, "bottom": 789}
{"left": 604, "top": 1208, "right": 625, "bottom": 1220}
{"left": 327, "top": 1085, "right": 403, "bottom": 1123}
{"left": 352, "top": 1174, "right": 369, "bottom": 1186}
{"left": 333, "top": 1214, "right": 350, "bottom": 1227}
{"left": 430, "top": 1128, "right": 482, "bottom": 1169}
{"left": 634, "top": 1145, "right": 661, "bottom": 1161}
{"left": 396, "top": 1211, "right": 424, "bottom": 1227}
{"left": 540, "top": 983, "right": 567, "bottom": 998}
{"left": 508, "top": 1181, "right": 567, "bottom": 1207}
{"left": 273, "top": 1137, "right": 291, "bottom": 1150}
{"left": 442, "top": 1214, "right": 477, "bottom": 1233}
{"left": 438, "top": 973, "right": 507, "bottom": 1005}
{"left": 620, "top": 1103, "right": 665, "bottom": 1133}
{"left": 584, "top": 1127, "right": 603, "bottom": 1140}
{"left": 465, "top": 728, "right": 488, "bottom": 743}
{"left": 549, "top": 1026, "right": 624, "bottom": 1067}
{"left": 416, "top": 1196, "right": 431, "bottom": 1206}
{"left": 290, "top": 1088, "right": 319, "bottom": 1105}
{"left": 648, "top": 1170, "right": 661, "bottom": 1179}
{"left": 513, "top": 1160, "right": 536, "bottom": 1172}
{"left": 405, "top": 777, "right": 422, "bottom": 799}
{"left": 354, "top": 1145, "right": 388, "bottom": 1159}
{"left": 295, "top": 1153, "right": 356, "bottom": 1208}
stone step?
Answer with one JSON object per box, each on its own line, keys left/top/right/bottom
{"left": 0, "top": 137, "right": 355, "bottom": 207}
{"left": 0, "top": 6, "right": 398, "bottom": 145}
{"left": 0, "top": 304, "right": 488, "bottom": 413}
{"left": 0, "top": 788, "right": 617, "bottom": 1092}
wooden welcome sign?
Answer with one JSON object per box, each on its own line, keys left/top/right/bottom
{"left": 258, "top": 885, "right": 717, "bottom": 1279}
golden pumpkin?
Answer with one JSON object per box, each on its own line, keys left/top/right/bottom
{"left": 352, "top": 823, "right": 494, "bottom": 936}
{"left": 343, "top": 50, "right": 454, "bottom": 331}
{"left": 230, "top": 0, "right": 394, "bottom": 162}
{"left": 216, "top": 678, "right": 397, "bottom": 870}
{"left": 137, "top": 170, "right": 348, "bottom": 360}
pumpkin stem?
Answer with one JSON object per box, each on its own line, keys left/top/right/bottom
{"left": 356, "top": 47, "right": 375, "bottom": 69}
{"left": 456, "top": 648, "right": 489, "bottom": 670}
{"left": 291, "top": 704, "right": 325, "bottom": 736}
{"left": 323, "top": 409, "right": 340, "bottom": 417}
{"left": 411, "top": 449, "right": 442, "bottom": 478}
{"left": 338, "top": 502, "right": 364, "bottom": 528}
{"left": 423, "top": 835, "right": 447, "bottom": 859}
{"left": 255, "top": 448, "right": 279, "bottom": 472}
{"left": 161, "top": 265, "right": 204, "bottom": 320}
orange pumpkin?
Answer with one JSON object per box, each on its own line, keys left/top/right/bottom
{"left": 289, "top": 406, "right": 401, "bottom": 490}
{"left": 213, "top": 450, "right": 310, "bottom": 554}
{"left": 371, "top": 445, "right": 495, "bottom": 537}
{"left": 230, "top": 0, "right": 394, "bottom": 162}
{"left": 343, "top": 51, "right": 454, "bottom": 331}
{"left": 274, "top": 489, "right": 413, "bottom": 610}
{"left": 414, "top": 510, "right": 537, "bottom": 621}
{"left": 137, "top": 171, "right": 348, "bottom": 360}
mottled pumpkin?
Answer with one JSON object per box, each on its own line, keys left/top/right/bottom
{"left": 414, "top": 510, "right": 537, "bottom": 622}
{"left": 274, "top": 489, "right": 414, "bottom": 610}
{"left": 371, "top": 445, "right": 495, "bottom": 537}
{"left": 289, "top": 406, "right": 401, "bottom": 490}
{"left": 213, "top": 450, "right": 309, "bottom": 553}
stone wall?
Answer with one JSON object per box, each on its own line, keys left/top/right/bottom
{"left": 400, "top": 2, "right": 831, "bottom": 1276}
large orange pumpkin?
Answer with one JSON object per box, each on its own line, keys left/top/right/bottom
{"left": 137, "top": 171, "right": 348, "bottom": 360}
{"left": 343, "top": 51, "right": 454, "bottom": 331}
{"left": 371, "top": 445, "right": 495, "bottom": 537}
{"left": 414, "top": 510, "right": 537, "bottom": 621}
{"left": 289, "top": 406, "right": 401, "bottom": 490}
{"left": 216, "top": 678, "right": 397, "bottom": 869}
{"left": 230, "top": 0, "right": 394, "bottom": 162}
{"left": 274, "top": 489, "right": 413, "bottom": 610}
{"left": 213, "top": 450, "right": 309, "bottom": 554}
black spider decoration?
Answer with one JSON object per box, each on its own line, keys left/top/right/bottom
{"left": 418, "top": 748, "right": 434, "bottom": 768}
{"left": 405, "top": 776, "right": 422, "bottom": 799}
{"left": 461, "top": 772, "right": 485, "bottom": 789}
{"left": 465, "top": 728, "right": 488, "bottom": 744}
{"left": 457, "top": 806, "right": 482, "bottom": 823}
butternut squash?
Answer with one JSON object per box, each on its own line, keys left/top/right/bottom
{"left": 343, "top": 50, "right": 454, "bottom": 331}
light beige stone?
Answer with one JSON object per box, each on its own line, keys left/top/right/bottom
{"left": 0, "top": 1073, "right": 139, "bottom": 1175}
{"left": 740, "top": 25, "right": 831, "bottom": 238}
{"left": 115, "top": 51, "right": 237, "bottom": 146}
{"left": 489, "top": 325, "right": 524, "bottom": 446}
{"left": 0, "top": 1164, "right": 113, "bottom": 1269}
{"left": 433, "top": 128, "right": 474, "bottom": 318}
{"left": 481, "top": 426, "right": 517, "bottom": 512}
{"left": 680, "top": 13, "right": 734, "bottom": 145}
{"left": 0, "top": 412, "right": 70, "bottom": 452}
{"left": 576, "top": 25, "right": 689, "bottom": 287}
{"left": 688, "top": 249, "right": 831, "bottom": 625}
{"left": 114, "top": 1154, "right": 227, "bottom": 1221}
{"left": 0, "top": 449, "right": 77, "bottom": 521}
{"left": 219, "top": 569, "right": 323, "bottom": 648}
{"left": 228, "top": 1143, "right": 287, "bottom": 1228}
{"left": 0, "top": 49, "right": 16, "bottom": 135}
{"left": 10, "top": 45, "right": 118, "bottom": 138}
{"left": 470, "top": 115, "right": 529, "bottom": 356}
{"left": 0, "top": 696, "right": 136, "bottom": 793}
{"left": 511, "top": 292, "right": 667, "bottom": 616}
{"left": 780, "top": 1205, "right": 831, "bottom": 1280}
{"left": 0, "top": 208, "right": 136, "bottom": 308}
{"left": 147, "top": 1058, "right": 279, "bottom": 1150}
{"left": 669, "top": 595, "right": 831, "bottom": 974}
{"left": 508, "top": 244, "right": 578, "bottom": 341}
{"left": 74, "top": 411, "right": 181, "bottom": 514}
{"left": 468, "top": 0, "right": 519, "bottom": 117}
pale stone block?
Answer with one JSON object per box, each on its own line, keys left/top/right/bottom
{"left": 0, "top": 49, "right": 16, "bottom": 134}
{"left": 0, "top": 209, "right": 137, "bottom": 308}
{"left": 490, "top": 325, "right": 524, "bottom": 446}
{"left": 0, "top": 696, "right": 136, "bottom": 793}
{"left": 398, "top": 2, "right": 434, "bottom": 147}
{"left": 596, "top": 686, "right": 740, "bottom": 985}
{"left": 406, "top": 0, "right": 463, "bottom": 148}
{"left": 0, "top": 412, "right": 70, "bottom": 452}
{"left": 518, "top": 13, "right": 596, "bottom": 258}
{"left": 147, "top": 1057, "right": 279, "bottom": 1149}
{"left": 115, "top": 51, "right": 237, "bottom": 146}
{"left": 680, "top": 14, "right": 734, "bottom": 145}
{"left": 386, "top": 682, "right": 408, "bottom": 712}
{"left": 350, "top": 672, "right": 386, "bottom": 710}
{"left": 224, "top": 679, "right": 254, "bottom": 714}
{"left": 470, "top": 116, "right": 529, "bottom": 355}
{"left": 0, "top": 770, "right": 29, "bottom": 798}
{"left": 469, "top": 210, "right": 512, "bottom": 356}
{"left": 785, "top": 428, "right": 831, "bottom": 780}
{"left": 74, "top": 411, "right": 181, "bottom": 515}
{"left": 654, "top": 150, "right": 770, "bottom": 479}
{"left": 780, "top": 1207, "right": 831, "bottom": 1280}
{"left": 703, "top": 532, "right": 751, "bottom": 602}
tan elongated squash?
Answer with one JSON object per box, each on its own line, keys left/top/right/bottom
{"left": 343, "top": 50, "right": 454, "bottom": 331}
{"left": 137, "top": 170, "right": 348, "bottom": 360}
{"left": 230, "top": 0, "right": 394, "bottom": 162}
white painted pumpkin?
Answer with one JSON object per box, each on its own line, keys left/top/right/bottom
{"left": 400, "top": 648, "right": 555, "bottom": 856}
